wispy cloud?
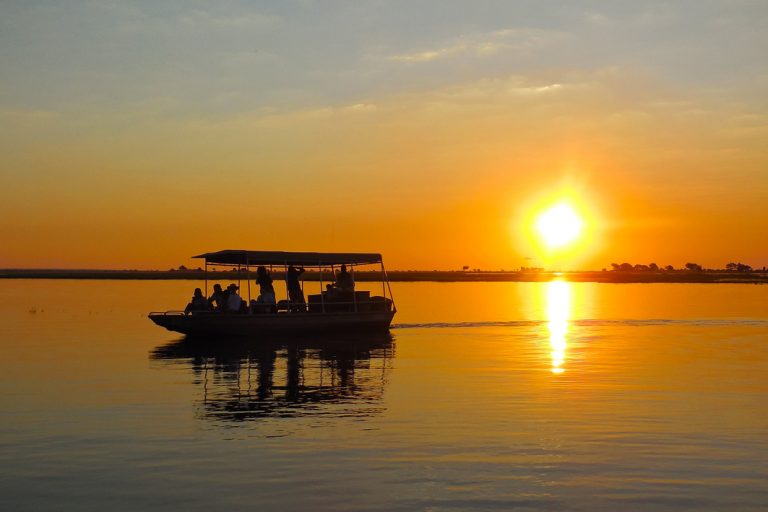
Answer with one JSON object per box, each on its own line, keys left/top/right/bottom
{"left": 386, "top": 27, "right": 568, "bottom": 63}
{"left": 342, "top": 103, "right": 378, "bottom": 112}
{"left": 178, "top": 9, "right": 280, "bottom": 29}
{"left": 388, "top": 44, "right": 465, "bottom": 63}
{"left": 0, "top": 109, "right": 60, "bottom": 127}
{"left": 180, "top": 100, "right": 379, "bottom": 133}
{"left": 584, "top": 5, "right": 679, "bottom": 28}
{"left": 421, "top": 74, "right": 593, "bottom": 104}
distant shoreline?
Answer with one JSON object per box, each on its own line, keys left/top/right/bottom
{"left": 0, "top": 269, "right": 766, "bottom": 284}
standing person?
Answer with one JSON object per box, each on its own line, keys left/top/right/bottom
{"left": 256, "top": 266, "right": 276, "bottom": 311}
{"left": 286, "top": 265, "right": 306, "bottom": 310}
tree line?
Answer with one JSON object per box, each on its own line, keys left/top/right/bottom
{"left": 609, "top": 262, "right": 759, "bottom": 272}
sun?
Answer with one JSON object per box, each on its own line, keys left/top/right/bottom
{"left": 535, "top": 202, "right": 584, "bottom": 249}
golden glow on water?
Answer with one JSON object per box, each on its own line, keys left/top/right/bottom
{"left": 546, "top": 280, "right": 571, "bottom": 374}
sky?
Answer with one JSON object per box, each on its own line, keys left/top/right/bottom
{"left": 1, "top": 0, "right": 767, "bottom": 270}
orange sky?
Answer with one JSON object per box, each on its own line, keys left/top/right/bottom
{"left": 1, "top": 2, "right": 767, "bottom": 270}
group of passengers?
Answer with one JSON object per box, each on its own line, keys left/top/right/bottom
{"left": 183, "top": 264, "right": 355, "bottom": 315}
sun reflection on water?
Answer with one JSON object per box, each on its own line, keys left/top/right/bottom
{"left": 546, "top": 280, "right": 571, "bottom": 374}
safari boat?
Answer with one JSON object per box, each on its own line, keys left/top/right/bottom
{"left": 148, "top": 250, "right": 396, "bottom": 337}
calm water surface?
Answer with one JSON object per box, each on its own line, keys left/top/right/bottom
{"left": 1, "top": 280, "right": 767, "bottom": 511}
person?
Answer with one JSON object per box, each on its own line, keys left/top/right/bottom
{"left": 225, "top": 283, "right": 243, "bottom": 313}
{"left": 286, "top": 265, "right": 306, "bottom": 308}
{"left": 256, "top": 266, "right": 276, "bottom": 311}
{"left": 208, "top": 283, "right": 226, "bottom": 311}
{"left": 335, "top": 264, "right": 355, "bottom": 293}
{"left": 184, "top": 288, "right": 210, "bottom": 314}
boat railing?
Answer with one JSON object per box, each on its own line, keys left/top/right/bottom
{"left": 149, "top": 299, "right": 393, "bottom": 317}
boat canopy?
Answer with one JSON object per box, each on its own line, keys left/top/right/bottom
{"left": 193, "top": 250, "right": 383, "bottom": 266}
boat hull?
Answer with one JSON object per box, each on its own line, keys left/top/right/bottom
{"left": 148, "top": 310, "right": 395, "bottom": 337}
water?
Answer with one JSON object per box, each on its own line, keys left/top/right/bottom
{"left": 1, "top": 280, "right": 767, "bottom": 511}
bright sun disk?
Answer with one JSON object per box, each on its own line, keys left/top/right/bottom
{"left": 536, "top": 203, "right": 584, "bottom": 249}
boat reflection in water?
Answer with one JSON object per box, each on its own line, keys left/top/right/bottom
{"left": 546, "top": 280, "right": 571, "bottom": 374}
{"left": 151, "top": 334, "right": 394, "bottom": 422}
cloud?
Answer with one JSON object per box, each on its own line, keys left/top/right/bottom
{"left": 342, "top": 103, "right": 378, "bottom": 112}
{"left": 0, "top": 109, "right": 60, "bottom": 127}
{"left": 584, "top": 11, "right": 610, "bottom": 26}
{"left": 388, "top": 44, "right": 467, "bottom": 63}
{"left": 174, "top": 68, "right": 616, "bottom": 135}
{"left": 178, "top": 100, "right": 379, "bottom": 133}
{"left": 178, "top": 9, "right": 279, "bottom": 29}
{"left": 385, "top": 27, "right": 569, "bottom": 63}
{"left": 418, "top": 74, "right": 593, "bottom": 104}
{"left": 583, "top": 5, "right": 679, "bottom": 28}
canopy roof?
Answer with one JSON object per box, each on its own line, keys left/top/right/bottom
{"left": 193, "top": 250, "right": 382, "bottom": 266}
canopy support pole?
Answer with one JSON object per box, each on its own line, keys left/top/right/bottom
{"left": 319, "top": 263, "right": 325, "bottom": 313}
{"left": 284, "top": 263, "right": 289, "bottom": 302}
{"left": 383, "top": 261, "right": 396, "bottom": 312}
{"left": 246, "top": 258, "right": 251, "bottom": 302}
{"left": 380, "top": 262, "right": 385, "bottom": 300}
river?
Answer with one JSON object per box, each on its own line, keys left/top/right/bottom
{"left": 1, "top": 280, "right": 766, "bottom": 511}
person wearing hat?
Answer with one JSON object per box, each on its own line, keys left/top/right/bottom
{"left": 225, "top": 283, "right": 243, "bottom": 313}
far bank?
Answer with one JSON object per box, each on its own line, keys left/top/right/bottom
{"left": 0, "top": 269, "right": 766, "bottom": 284}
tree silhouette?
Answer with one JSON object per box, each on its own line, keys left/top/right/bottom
{"left": 726, "top": 262, "right": 753, "bottom": 272}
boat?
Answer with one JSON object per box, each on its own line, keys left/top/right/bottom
{"left": 148, "top": 250, "right": 396, "bottom": 337}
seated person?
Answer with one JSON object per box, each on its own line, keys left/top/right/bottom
{"left": 225, "top": 284, "right": 243, "bottom": 313}
{"left": 208, "top": 283, "right": 226, "bottom": 312}
{"left": 335, "top": 264, "right": 355, "bottom": 293}
{"left": 184, "top": 288, "right": 210, "bottom": 314}
{"left": 323, "top": 265, "right": 355, "bottom": 310}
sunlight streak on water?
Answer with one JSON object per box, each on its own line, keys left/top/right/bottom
{"left": 546, "top": 280, "right": 571, "bottom": 374}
